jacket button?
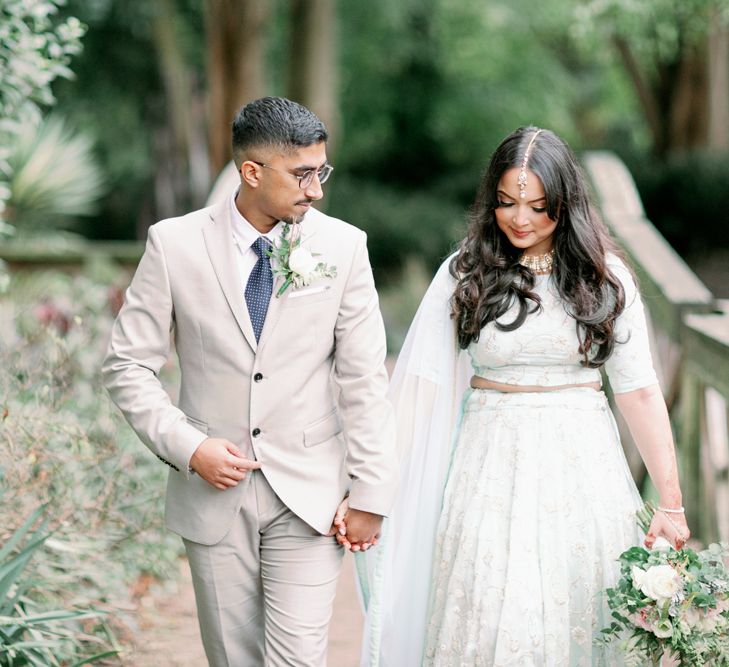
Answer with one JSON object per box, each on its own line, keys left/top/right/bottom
{"left": 254, "top": 372, "right": 263, "bottom": 382}
{"left": 252, "top": 428, "right": 261, "bottom": 437}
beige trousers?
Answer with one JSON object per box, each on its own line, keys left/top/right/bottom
{"left": 183, "top": 471, "right": 344, "bottom": 667}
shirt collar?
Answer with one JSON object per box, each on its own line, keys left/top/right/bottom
{"left": 230, "top": 188, "right": 284, "bottom": 248}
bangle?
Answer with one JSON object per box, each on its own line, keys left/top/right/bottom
{"left": 657, "top": 505, "right": 685, "bottom": 514}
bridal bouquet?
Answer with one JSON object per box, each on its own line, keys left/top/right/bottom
{"left": 597, "top": 503, "right": 729, "bottom": 666}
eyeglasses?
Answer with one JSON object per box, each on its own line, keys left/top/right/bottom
{"left": 250, "top": 161, "right": 334, "bottom": 189}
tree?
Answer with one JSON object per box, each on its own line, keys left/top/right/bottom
{"left": 150, "top": 0, "right": 209, "bottom": 215}
{"left": 204, "top": 0, "right": 269, "bottom": 175}
{"left": 574, "top": 0, "right": 729, "bottom": 156}
{"left": 287, "top": 0, "right": 340, "bottom": 152}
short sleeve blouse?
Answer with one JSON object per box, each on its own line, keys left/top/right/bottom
{"left": 467, "top": 254, "right": 658, "bottom": 393}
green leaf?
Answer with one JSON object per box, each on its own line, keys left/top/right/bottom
{"left": 276, "top": 277, "right": 293, "bottom": 298}
{"left": 0, "top": 533, "right": 50, "bottom": 603}
{"left": 620, "top": 546, "right": 650, "bottom": 564}
{"left": 0, "top": 609, "right": 102, "bottom": 626}
{"left": 68, "top": 650, "right": 121, "bottom": 667}
{"left": 0, "top": 505, "right": 46, "bottom": 562}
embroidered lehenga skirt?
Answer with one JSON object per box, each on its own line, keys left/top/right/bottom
{"left": 423, "top": 388, "right": 643, "bottom": 667}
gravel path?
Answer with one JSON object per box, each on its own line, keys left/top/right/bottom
{"left": 124, "top": 553, "right": 363, "bottom": 666}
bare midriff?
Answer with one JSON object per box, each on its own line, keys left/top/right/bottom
{"left": 470, "top": 376, "right": 601, "bottom": 393}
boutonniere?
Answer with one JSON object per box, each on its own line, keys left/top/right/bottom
{"left": 268, "top": 223, "right": 337, "bottom": 297}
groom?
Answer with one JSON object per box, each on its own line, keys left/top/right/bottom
{"left": 102, "top": 96, "right": 397, "bottom": 666}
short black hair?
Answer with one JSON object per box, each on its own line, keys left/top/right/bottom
{"left": 231, "top": 97, "right": 328, "bottom": 168}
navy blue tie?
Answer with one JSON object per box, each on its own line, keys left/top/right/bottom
{"left": 245, "top": 237, "right": 273, "bottom": 341}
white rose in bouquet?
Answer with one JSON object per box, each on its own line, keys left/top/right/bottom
{"left": 631, "top": 564, "right": 681, "bottom": 602}
{"left": 288, "top": 246, "right": 318, "bottom": 282}
{"left": 631, "top": 566, "right": 645, "bottom": 590}
{"left": 652, "top": 536, "right": 673, "bottom": 552}
{"left": 651, "top": 618, "right": 674, "bottom": 638}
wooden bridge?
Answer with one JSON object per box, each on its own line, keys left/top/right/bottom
{"left": 585, "top": 152, "right": 729, "bottom": 544}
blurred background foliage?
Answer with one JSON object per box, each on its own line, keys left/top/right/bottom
{"left": 29, "top": 0, "right": 727, "bottom": 348}
{"left": 12, "top": 0, "right": 724, "bottom": 295}
{"left": 1, "top": 1, "right": 729, "bottom": 661}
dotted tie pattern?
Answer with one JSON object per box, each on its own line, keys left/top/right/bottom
{"left": 245, "top": 237, "right": 274, "bottom": 342}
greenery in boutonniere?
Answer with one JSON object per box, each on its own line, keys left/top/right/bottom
{"left": 267, "top": 223, "right": 337, "bottom": 297}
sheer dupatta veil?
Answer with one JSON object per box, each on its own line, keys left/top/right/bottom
{"left": 355, "top": 256, "right": 472, "bottom": 666}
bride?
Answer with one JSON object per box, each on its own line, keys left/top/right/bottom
{"left": 349, "top": 127, "right": 690, "bottom": 666}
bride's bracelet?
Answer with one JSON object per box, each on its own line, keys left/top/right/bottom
{"left": 657, "top": 505, "right": 685, "bottom": 514}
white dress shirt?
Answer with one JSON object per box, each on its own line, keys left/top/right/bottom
{"left": 230, "top": 189, "right": 284, "bottom": 290}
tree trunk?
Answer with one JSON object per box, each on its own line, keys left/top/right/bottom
{"left": 150, "top": 0, "right": 196, "bottom": 218}
{"left": 613, "top": 36, "right": 666, "bottom": 155}
{"left": 287, "top": 0, "right": 340, "bottom": 154}
{"left": 205, "top": 0, "right": 269, "bottom": 176}
{"left": 613, "top": 25, "right": 728, "bottom": 157}
{"left": 707, "top": 25, "right": 729, "bottom": 150}
{"left": 668, "top": 41, "right": 709, "bottom": 154}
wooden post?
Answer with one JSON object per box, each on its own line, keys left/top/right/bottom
{"left": 678, "top": 370, "right": 703, "bottom": 539}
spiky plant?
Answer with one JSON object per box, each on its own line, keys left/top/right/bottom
{"left": 4, "top": 116, "right": 105, "bottom": 233}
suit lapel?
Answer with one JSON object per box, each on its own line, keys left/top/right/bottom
{"left": 257, "top": 213, "right": 319, "bottom": 353}
{"left": 203, "top": 201, "right": 258, "bottom": 352}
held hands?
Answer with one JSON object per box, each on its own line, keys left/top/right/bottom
{"left": 644, "top": 507, "right": 690, "bottom": 550}
{"left": 329, "top": 497, "right": 382, "bottom": 552}
{"left": 190, "top": 438, "right": 262, "bottom": 490}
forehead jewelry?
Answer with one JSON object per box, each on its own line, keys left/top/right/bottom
{"left": 517, "top": 129, "right": 542, "bottom": 199}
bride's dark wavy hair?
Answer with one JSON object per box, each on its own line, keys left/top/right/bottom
{"left": 450, "top": 126, "right": 625, "bottom": 367}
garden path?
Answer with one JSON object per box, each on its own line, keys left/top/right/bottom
{"left": 123, "top": 552, "right": 363, "bottom": 666}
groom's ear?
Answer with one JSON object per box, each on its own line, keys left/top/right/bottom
{"left": 240, "top": 161, "right": 263, "bottom": 189}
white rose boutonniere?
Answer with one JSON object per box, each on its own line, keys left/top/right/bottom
{"left": 288, "top": 246, "right": 318, "bottom": 281}
{"left": 268, "top": 223, "right": 337, "bottom": 297}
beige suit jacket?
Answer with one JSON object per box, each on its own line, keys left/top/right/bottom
{"left": 102, "top": 200, "right": 397, "bottom": 545}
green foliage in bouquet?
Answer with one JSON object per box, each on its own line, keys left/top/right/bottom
{"left": 597, "top": 503, "right": 729, "bottom": 666}
{"left": 0, "top": 506, "right": 119, "bottom": 666}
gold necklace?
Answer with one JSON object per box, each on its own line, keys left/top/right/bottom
{"left": 518, "top": 248, "right": 555, "bottom": 275}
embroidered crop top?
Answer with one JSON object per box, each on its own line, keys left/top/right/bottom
{"left": 467, "top": 256, "right": 658, "bottom": 394}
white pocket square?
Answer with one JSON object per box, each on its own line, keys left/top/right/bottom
{"left": 288, "top": 285, "right": 331, "bottom": 299}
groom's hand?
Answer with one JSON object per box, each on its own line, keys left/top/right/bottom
{"left": 190, "top": 438, "right": 262, "bottom": 490}
{"left": 340, "top": 508, "right": 382, "bottom": 552}
{"left": 327, "top": 496, "right": 349, "bottom": 537}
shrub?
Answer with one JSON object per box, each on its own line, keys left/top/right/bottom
{"left": 0, "top": 267, "right": 183, "bottom": 661}
{"left": 0, "top": 507, "right": 120, "bottom": 666}
{"left": 5, "top": 115, "right": 106, "bottom": 232}
{"left": 0, "top": 0, "right": 86, "bottom": 228}
{"left": 629, "top": 150, "right": 729, "bottom": 257}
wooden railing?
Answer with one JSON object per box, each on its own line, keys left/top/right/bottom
{"left": 584, "top": 151, "right": 729, "bottom": 544}
{"left": 0, "top": 240, "right": 143, "bottom": 273}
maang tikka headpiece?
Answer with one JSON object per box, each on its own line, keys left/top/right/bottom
{"left": 517, "top": 129, "right": 542, "bottom": 199}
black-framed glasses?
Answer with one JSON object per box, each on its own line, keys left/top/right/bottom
{"left": 250, "top": 161, "right": 334, "bottom": 189}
